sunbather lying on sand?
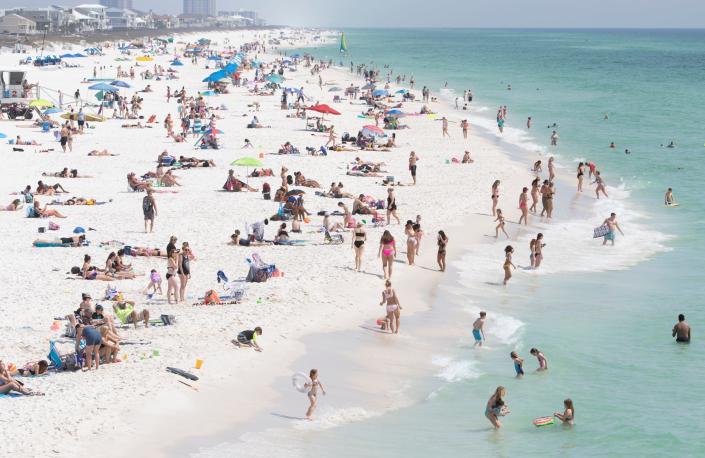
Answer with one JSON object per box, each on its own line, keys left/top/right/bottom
{"left": 249, "top": 168, "right": 274, "bottom": 177}
{"left": 178, "top": 156, "right": 215, "bottom": 167}
{"left": 34, "top": 234, "right": 86, "bottom": 246}
{"left": 229, "top": 230, "right": 271, "bottom": 246}
{"left": 123, "top": 245, "right": 167, "bottom": 257}
{"left": 294, "top": 171, "right": 320, "bottom": 188}
{"left": 326, "top": 182, "right": 354, "bottom": 199}
{"left": 0, "top": 360, "right": 43, "bottom": 396}
{"left": 36, "top": 180, "right": 68, "bottom": 195}
{"left": 128, "top": 173, "right": 151, "bottom": 191}
{"left": 0, "top": 199, "right": 22, "bottom": 211}
{"left": 122, "top": 122, "right": 151, "bottom": 128}
{"left": 160, "top": 170, "right": 181, "bottom": 187}
{"left": 42, "top": 168, "right": 88, "bottom": 178}
{"left": 223, "top": 170, "right": 258, "bottom": 192}
{"left": 15, "top": 136, "right": 40, "bottom": 146}
{"left": 88, "top": 149, "right": 118, "bottom": 156}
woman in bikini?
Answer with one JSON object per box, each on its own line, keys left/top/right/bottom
{"left": 386, "top": 188, "right": 400, "bottom": 225}
{"left": 532, "top": 160, "right": 542, "bottom": 175}
{"left": 545, "top": 182, "right": 555, "bottom": 219}
{"left": 379, "top": 280, "right": 402, "bottom": 334}
{"left": 304, "top": 369, "right": 326, "bottom": 420}
{"left": 548, "top": 156, "right": 556, "bottom": 182}
{"left": 81, "top": 255, "right": 111, "bottom": 281}
{"left": 178, "top": 242, "right": 192, "bottom": 304}
{"left": 494, "top": 209, "right": 509, "bottom": 239}
{"left": 530, "top": 177, "right": 540, "bottom": 213}
{"left": 0, "top": 199, "right": 22, "bottom": 211}
{"left": 485, "top": 386, "right": 507, "bottom": 429}
{"left": 577, "top": 162, "right": 585, "bottom": 192}
{"left": 518, "top": 187, "right": 529, "bottom": 225}
{"left": 503, "top": 245, "right": 516, "bottom": 285}
{"left": 491, "top": 180, "right": 500, "bottom": 216}
{"left": 529, "top": 239, "right": 537, "bottom": 268}
{"left": 29, "top": 200, "right": 66, "bottom": 218}
{"left": 534, "top": 233, "right": 545, "bottom": 268}
{"left": 437, "top": 230, "right": 448, "bottom": 272}
{"left": 166, "top": 249, "right": 179, "bottom": 304}
{"left": 414, "top": 215, "right": 424, "bottom": 255}
{"left": 554, "top": 399, "right": 575, "bottom": 426}
{"left": 404, "top": 221, "right": 416, "bottom": 265}
{"left": 352, "top": 222, "right": 366, "bottom": 272}
{"left": 378, "top": 230, "right": 397, "bottom": 279}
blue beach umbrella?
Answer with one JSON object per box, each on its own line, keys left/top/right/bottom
{"left": 170, "top": 60, "right": 184, "bottom": 66}
{"left": 88, "top": 82, "right": 118, "bottom": 91}
{"left": 372, "top": 89, "right": 389, "bottom": 97}
{"left": 396, "top": 89, "right": 408, "bottom": 94}
{"left": 266, "top": 74, "right": 283, "bottom": 84}
{"left": 0, "top": 132, "right": 7, "bottom": 139}
{"left": 43, "top": 107, "right": 63, "bottom": 115}
{"left": 202, "top": 70, "right": 227, "bottom": 82}
{"left": 386, "top": 109, "right": 404, "bottom": 116}
{"left": 110, "top": 80, "right": 131, "bottom": 88}
{"left": 224, "top": 63, "right": 239, "bottom": 73}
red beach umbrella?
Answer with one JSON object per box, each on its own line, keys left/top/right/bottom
{"left": 306, "top": 104, "right": 341, "bottom": 115}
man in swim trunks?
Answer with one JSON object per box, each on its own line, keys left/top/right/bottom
{"left": 473, "top": 311, "right": 486, "bottom": 346}
{"left": 602, "top": 213, "right": 624, "bottom": 246}
{"left": 408, "top": 151, "right": 419, "bottom": 185}
{"left": 673, "top": 314, "right": 690, "bottom": 343}
{"left": 232, "top": 327, "right": 263, "bottom": 351}
{"left": 665, "top": 188, "right": 675, "bottom": 206}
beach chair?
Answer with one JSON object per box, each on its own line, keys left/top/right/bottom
{"left": 324, "top": 230, "right": 344, "bottom": 245}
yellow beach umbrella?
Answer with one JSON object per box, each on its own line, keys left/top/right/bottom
{"left": 136, "top": 56, "right": 154, "bottom": 62}
{"left": 29, "top": 99, "right": 54, "bottom": 108}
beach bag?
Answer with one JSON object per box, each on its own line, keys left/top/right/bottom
{"left": 203, "top": 289, "right": 221, "bottom": 304}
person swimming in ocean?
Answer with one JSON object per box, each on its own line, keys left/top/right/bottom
{"left": 672, "top": 314, "right": 690, "bottom": 343}
{"left": 473, "top": 311, "right": 486, "bottom": 346}
{"left": 530, "top": 348, "right": 548, "bottom": 371}
{"left": 510, "top": 351, "right": 524, "bottom": 378}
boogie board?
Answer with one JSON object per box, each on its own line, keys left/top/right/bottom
{"left": 533, "top": 416, "right": 555, "bottom": 427}
{"left": 665, "top": 203, "right": 680, "bottom": 208}
{"left": 593, "top": 224, "right": 610, "bottom": 238}
{"left": 166, "top": 367, "right": 199, "bottom": 381}
{"left": 292, "top": 372, "right": 311, "bottom": 393}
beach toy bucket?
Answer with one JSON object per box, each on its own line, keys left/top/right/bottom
{"left": 195, "top": 359, "right": 204, "bottom": 369}
{"left": 122, "top": 354, "right": 128, "bottom": 361}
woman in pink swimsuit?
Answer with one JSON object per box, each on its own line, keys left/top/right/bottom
{"left": 518, "top": 187, "right": 529, "bottom": 225}
{"left": 378, "top": 230, "right": 397, "bottom": 279}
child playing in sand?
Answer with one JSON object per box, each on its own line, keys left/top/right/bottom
{"left": 143, "top": 269, "right": 163, "bottom": 296}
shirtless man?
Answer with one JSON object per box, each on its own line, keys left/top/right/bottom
{"left": 550, "top": 130, "right": 559, "bottom": 146}
{"left": 672, "top": 314, "right": 691, "bottom": 343}
{"left": 409, "top": 151, "right": 419, "bottom": 185}
{"left": 472, "top": 311, "right": 486, "bottom": 347}
{"left": 602, "top": 213, "right": 624, "bottom": 246}
{"left": 665, "top": 188, "right": 675, "bottom": 206}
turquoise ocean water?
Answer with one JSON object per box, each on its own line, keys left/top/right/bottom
{"left": 198, "top": 29, "right": 705, "bottom": 457}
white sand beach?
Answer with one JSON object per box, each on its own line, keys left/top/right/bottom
{"left": 0, "top": 28, "right": 543, "bottom": 457}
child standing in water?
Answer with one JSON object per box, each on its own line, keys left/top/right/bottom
{"left": 304, "top": 369, "right": 326, "bottom": 420}
{"left": 510, "top": 351, "right": 524, "bottom": 378}
{"left": 530, "top": 348, "right": 549, "bottom": 371}
{"left": 503, "top": 245, "right": 516, "bottom": 285}
{"left": 473, "top": 311, "right": 486, "bottom": 346}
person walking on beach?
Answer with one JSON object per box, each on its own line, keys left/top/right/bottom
{"left": 405, "top": 221, "right": 417, "bottom": 265}
{"left": 409, "top": 151, "right": 419, "bottom": 185}
{"left": 544, "top": 182, "right": 555, "bottom": 219}
{"left": 379, "top": 280, "right": 402, "bottom": 334}
{"left": 178, "top": 242, "right": 192, "bottom": 303}
{"left": 491, "top": 180, "right": 500, "bottom": 216}
{"left": 548, "top": 157, "right": 556, "bottom": 182}
{"left": 59, "top": 124, "right": 69, "bottom": 153}
{"left": 593, "top": 171, "right": 608, "bottom": 199}
{"left": 386, "top": 188, "right": 400, "bottom": 225}
{"left": 503, "top": 245, "right": 515, "bottom": 285}
{"left": 473, "top": 311, "right": 486, "bottom": 346}
{"left": 442, "top": 117, "right": 450, "bottom": 138}
{"left": 495, "top": 209, "right": 509, "bottom": 239}
{"left": 534, "top": 233, "right": 545, "bottom": 268}
{"left": 540, "top": 180, "right": 550, "bottom": 216}
{"left": 142, "top": 189, "right": 157, "bottom": 233}
{"left": 304, "top": 369, "right": 326, "bottom": 420}
{"left": 577, "top": 162, "right": 585, "bottom": 192}
{"left": 518, "top": 187, "right": 529, "bottom": 225}
{"left": 352, "top": 222, "right": 366, "bottom": 272}
{"left": 437, "top": 230, "right": 448, "bottom": 272}
{"left": 77, "top": 108, "right": 85, "bottom": 133}
{"left": 461, "top": 119, "right": 469, "bottom": 139}
{"left": 378, "top": 230, "right": 397, "bottom": 279}
{"left": 530, "top": 178, "right": 540, "bottom": 213}
{"left": 602, "top": 213, "right": 624, "bottom": 246}
{"left": 485, "top": 386, "right": 507, "bottom": 429}
{"left": 673, "top": 314, "right": 691, "bottom": 343}
{"left": 530, "top": 348, "right": 548, "bottom": 370}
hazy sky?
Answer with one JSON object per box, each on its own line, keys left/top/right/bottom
{"left": 1, "top": 0, "right": 705, "bottom": 28}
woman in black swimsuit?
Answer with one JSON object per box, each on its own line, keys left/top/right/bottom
{"left": 351, "top": 223, "right": 366, "bottom": 271}
{"left": 166, "top": 249, "right": 179, "bottom": 304}
{"left": 437, "top": 230, "right": 448, "bottom": 272}
{"left": 577, "top": 162, "right": 585, "bottom": 192}
{"left": 491, "top": 180, "right": 500, "bottom": 216}
{"left": 386, "top": 188, "right": 400, "bottom": 225}
{"left": 178, "top": 242, "right": 192, "bottom": 304}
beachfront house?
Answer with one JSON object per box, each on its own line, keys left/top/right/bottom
{"left": 105, "top": 8, "right": 138, "bottom": 29}
{"left": 6, "top": 7, "right": 67, "bottom": 33}
{"left": 73, "top": 4, "right": 110, "bottom": 30}
{"left": 0, "top": 14, "right": 37, "bottom": 35}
